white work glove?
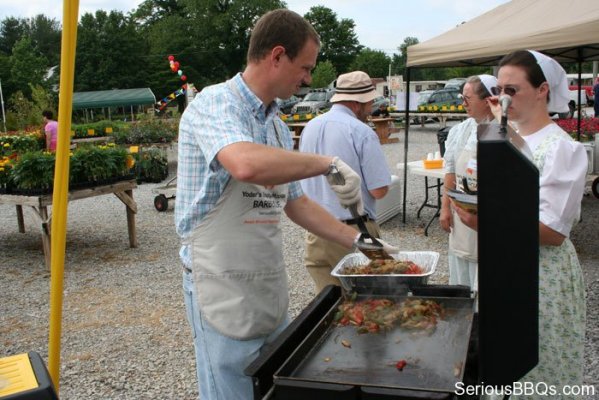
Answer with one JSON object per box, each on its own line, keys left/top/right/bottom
{"left": 325, "top": 157, "right": 363, "bottom": 214}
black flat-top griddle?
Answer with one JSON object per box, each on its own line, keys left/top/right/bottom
{"left": 246, "top": 126, "right": 542, "bottom": 400}
{"left": 273, "top": 294, "right": 474, "bottom": 397}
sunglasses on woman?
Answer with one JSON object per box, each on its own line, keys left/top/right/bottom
{"left": 490, "top": 86, "right": 518, "bottom": 96}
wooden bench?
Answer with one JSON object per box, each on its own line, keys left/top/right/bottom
{"left": 370, "top": 117, "right": 400, "bottom": 144}
{"left": 0, "top": 180, "right": 138, "bottom": 269}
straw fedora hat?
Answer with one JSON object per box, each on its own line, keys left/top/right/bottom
{"left": 331, "top": 71, "right": 377, "bottom": 104}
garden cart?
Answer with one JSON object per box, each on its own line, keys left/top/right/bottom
{"left": 152, "top": 176, "right": 177, "bottom": 212}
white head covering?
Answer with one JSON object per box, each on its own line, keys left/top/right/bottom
{"left": 331, "top": 71, "right": 378, "bottom": 104}
{"left": 528, "top": 50, "right": 570, "bottom": 113}
{"left": 478, "top": 74, "right": 497, "bottom": 97}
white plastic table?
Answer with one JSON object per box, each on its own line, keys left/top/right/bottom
{"left": 397, "top": 160, "right": 445, "bottom": 235}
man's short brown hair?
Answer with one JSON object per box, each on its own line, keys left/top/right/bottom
{"left": 247, "top": 9, "right": 319, "bottom": 63}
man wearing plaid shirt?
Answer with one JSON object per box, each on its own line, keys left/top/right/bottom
{"left": 174, "top": 9, "right": 398, "bottom": 400}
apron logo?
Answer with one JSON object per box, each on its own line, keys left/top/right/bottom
{"left": 243, "top": 190, "right": 286, "bottom": 224}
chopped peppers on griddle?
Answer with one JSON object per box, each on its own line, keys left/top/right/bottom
{"left": 334, "top": 297, "right": 444, "bottom": 335}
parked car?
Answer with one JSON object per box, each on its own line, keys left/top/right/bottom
{"left": 444, "top": 78, "right": 467, "bottom": 91}
{"left": 417, "top": 90, "right": 435, "bottom": 106}
{"left": 291, "top": 88, "right": 335, "bottom": 114}
{"left": 569, "top": 85, "right": 594, "bottom": 105}
{"left": 550, "top": 88, "right": 588, "bottom": 119}
{"left": 370, "top": 96, "right": 390, "bottom": 115}
{"left": 276, "top": 95, "right": 300, "bottom": 114}
{"left": 426, "top": 87, "right": 463, "bottom": 108}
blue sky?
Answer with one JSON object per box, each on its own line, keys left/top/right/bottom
{"left": 0, "top": 0, "right": 509, "bottom": 54}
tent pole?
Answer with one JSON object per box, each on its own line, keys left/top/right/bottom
{"left": 0, "top": 78, "right": 7, "bottom": 133}
{"left": 577, "top": 48, "right": 582, "bottom": 142}
{"left": 402, "top": 67, "right": 412, "bottom": 223}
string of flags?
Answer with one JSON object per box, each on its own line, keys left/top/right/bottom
{"left": 155, "top": 55, "right": 189, "bottom": 111}
{"left": 156, "top": 85, "right": 187, "bottom": 111}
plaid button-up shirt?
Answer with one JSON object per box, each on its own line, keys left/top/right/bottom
{"left": 175, "top": 73, "right": 302, "bottom": 266}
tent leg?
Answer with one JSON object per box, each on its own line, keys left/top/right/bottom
{"left": 577, "top": 50, "right": 582, "bottom": 141}
{"left": 402, "top": 67, "right": 412, "bottom": 224}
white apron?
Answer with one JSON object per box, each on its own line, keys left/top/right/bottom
{"left": 186, "top": 78, "right": 290, "bottom": 340}
{"left": 450, "top": 147, "right": 478, "bottom": 262}
{"left": 186, "top": 179, "right": 289, "bottom": 340}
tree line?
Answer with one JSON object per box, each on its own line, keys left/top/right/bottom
{"left": 0, "top": 0, "right": 491, "bottom": 129}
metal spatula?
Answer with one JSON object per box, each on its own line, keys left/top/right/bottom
{"left": 329, "top": 168, "right": 393, "bottom": 260}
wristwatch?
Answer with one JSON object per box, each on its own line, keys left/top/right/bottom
{"left": 325, "top": 156, "right": 339, "bottom": 176}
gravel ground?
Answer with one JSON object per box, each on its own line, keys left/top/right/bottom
{"left": 1, "top": 123, "right": 597, "bottom": 399}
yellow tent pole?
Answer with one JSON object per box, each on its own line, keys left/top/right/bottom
{"left": 48, "top": 0, "right": 79, "bottom": 391}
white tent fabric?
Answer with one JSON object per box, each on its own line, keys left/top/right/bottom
{"left": 401, "top": 0, "right": 599, "bottom": 224}
{"left": 408, "top": 0, "right": 599, "bottom": 67}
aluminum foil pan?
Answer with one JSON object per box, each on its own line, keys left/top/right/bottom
{"left": 331, "top": 251, "right": 439, "bottom": 294}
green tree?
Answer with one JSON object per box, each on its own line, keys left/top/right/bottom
{"left": 350, "top": 48, "right": 390, "bottom": 79}
{"left": 182, "top": 0, "right": 285, "bottom": 84}
{"left": 6, "top": 84, "right": 54, "bottom": 130}
{"left": 392, "top": 36, "right": 418, "bottom": 78}
{"left": 0, "top": 53, "right": 15, "bottom": 106}
{"left": 10, "top": 37, "right": 49, "bottom": 98}
{"left": 131, "top": 0, "right": 186, "bottom": 28}
{"left": 75, "top": 10, "right": 150, "bottom": 91}
{"left": 7, "top": 90, "right": 35, "bottom": 129}
{"left": 304, "top": 6, "right": 362, "bottom": 74}
{"left": 311, "top": 60, "right": 336, "bottom": 88}
{"left": 0, "top": 17, "right": 27, "bottom": 55}
{"left": 26, "top": 15, "right": 62, "bottom": 67}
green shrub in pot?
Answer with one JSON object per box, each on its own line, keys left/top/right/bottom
{"left": 71, "top": 144, "right": 133, "bottom": 184}
{"left": 120, "top": 119, "right": 178, "bottom": 145}
{"left": 134, "top": 147, "right": 168, "bottom": 183}
{"left": 0, "top": 157, "right": 14, "bottom": 192}
{"left": 0, "top": 134, "right": 43, "bottom": 156}
{"left": 11, "top": 151, "right": 55, "bottom": 191}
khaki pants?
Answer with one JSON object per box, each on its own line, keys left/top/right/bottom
{"left": 304, "top": 219, "right": 381, "bottom": 293}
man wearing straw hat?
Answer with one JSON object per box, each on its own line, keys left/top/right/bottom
{"left": 300, "top": 70, "right": 392, "bottom": 293}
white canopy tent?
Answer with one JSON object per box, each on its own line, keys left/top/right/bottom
{"left": 400, "top": 0, "right": 599, "bottom": 222}
{"left": 407, "top": 0, "right": 599, "bottom": 67}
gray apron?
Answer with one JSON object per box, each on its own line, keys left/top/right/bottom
{"left": 186, "top": 178, "right": 289, "bottom": 340}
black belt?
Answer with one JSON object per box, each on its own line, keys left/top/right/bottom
{"left": 341, "top": 214, "right": 372, "bottom": 225}
{"left": 183, "top": 265, "right": 192, "bottom": 274}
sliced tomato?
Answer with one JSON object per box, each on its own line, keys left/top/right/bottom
{"left": 396, "top": 360, "right": 407, "bottom": 371}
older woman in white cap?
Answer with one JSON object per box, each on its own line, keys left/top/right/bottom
{"left": 440, "top": 74, "right": 496, "bottom": 290}
{"left": 456, "top": 50, "right": 587, "bottom": 399}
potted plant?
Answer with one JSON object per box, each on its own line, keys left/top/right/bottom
{"left": 134, "top": 147, "right": 168, "bottom": 183}
{"left": 10, "top": 151, "right": 56, "bottom": 194}
{"left": 0, "top": 156, "right": 14, "bottom": 193}
{"left": 117, "top": 118, "right": 178, "bottom": 145}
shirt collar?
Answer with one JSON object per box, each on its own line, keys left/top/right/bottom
{"left": 231, "top": 73, "right": 279, "bottom": 122}
{"left": 331, "top": 103, "right": 357, "bottom": 119}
